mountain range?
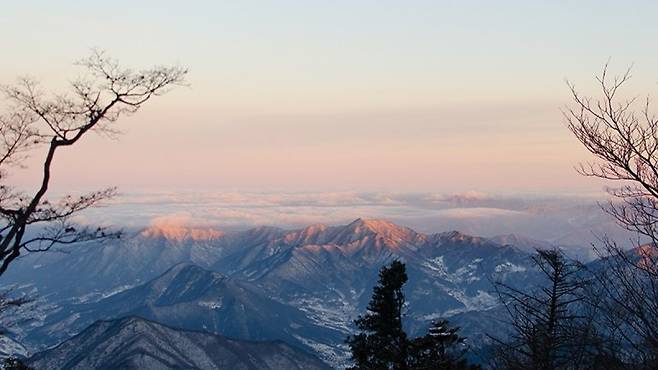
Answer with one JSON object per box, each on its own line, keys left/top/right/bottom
{"left": 22, "top": 263, "right": 345, "bottom": 364}
{"left": 3, "top": 218, "right": 548, "bottom": 367}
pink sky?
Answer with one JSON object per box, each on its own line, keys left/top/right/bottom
{"left": 7, "top": 98, "right": 604, "bottom": 194}
{"left": 3, "top": 1, "right": 657, "bottom": 195}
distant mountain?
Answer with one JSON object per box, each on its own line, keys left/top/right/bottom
{"left": 491, "top": 233, "right": 553, "bottom": 252}
{"left": 3, "top": 227, "right": 228, "bottom": 299}
{"left": 491, "top": 233, "right": 598, "bottom": 262}
{"left": 5, "top": 219, "right": 536, "bottom": 302}
{"left": 238, "top": 219, "right": 538, "bottom": 332}
{"left": 27, "top": 316, "right": 330, "bottom": 370}
{"left": 6, "top": 218, "right": 543, "bottom": 366}
{"left": 24, "top": 263, "right": 345, "bottom": 365}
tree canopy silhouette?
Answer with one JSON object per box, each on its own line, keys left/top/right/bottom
{"left": 0, "top": 51, "right": 187, "bottom": 275}
{"left": 347, "top": 260, "right": 409, "bottom": 369}
{"left": 347, "top": 261, "right": 479, "bottom": 370}
{"left": 408, "top": 319, "right": 478, "bottom": 370}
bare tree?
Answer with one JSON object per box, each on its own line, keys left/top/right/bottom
{"left": 565, "top": 64, "right": 658, "bottom": 248}
{"left": 565, "top": 64, "right": 658, "bottom": 366}
{"left": 0, "top": 51, "right": 186, "bottom": 275}
{"left": 490, "top": 249, "right": 615, "bottom": 370}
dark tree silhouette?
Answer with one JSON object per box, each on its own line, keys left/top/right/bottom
{"left": 1, "top": 357, "right": 30, "bottom": 370}
{"left": 408, "top": 320, "right": 479, "bottom": 370}
{"left": 347, "top": 260, "right": 409, "bottom": 370}
{"left": 565, "top": 64, "right": 658, "bottom": 365}
{"left": 491, "top": 249, "right": 615, "bottom": 370}
{"left": 347, "top": 261, "right": 479, "bottom": 370}
{"left": 0, "top": 289, "right": 35, "bottom": 368}
{"left": 0, "top": 290, "right": 33, "bottom": 334}
{"left": 0, "top": 51, "right": 186, "bottom": 275}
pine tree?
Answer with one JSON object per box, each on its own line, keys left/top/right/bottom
{"left": 347, "top": 261, "right": 480, "bottom": 369}
{"left": 347, "top": 260, "right": 409, "bottom": 370}
{"left": 408, "top": 320, "right": 480, "bottom": 370}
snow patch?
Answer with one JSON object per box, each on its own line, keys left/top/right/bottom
{"left": 443, "top": 289, "right": 498, "bottom": 315}
{"left": 495, "top": 262, "right": 527, "bottom": 273}
{"left": 198, "top": 298, "right": 223, "bottom": 310}
{"left": 0, "top": 336, "right": 28, "bottom": 358}
{"left": 292, "top": 334, "right": 350, "bottom": 369}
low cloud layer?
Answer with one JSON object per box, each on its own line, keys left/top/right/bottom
{"left": 74, "top": 190, "right": 629, "bottom": 252}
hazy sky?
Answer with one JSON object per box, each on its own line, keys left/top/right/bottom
{"left": 3, "top": 1, "right": 658, "bottom": 194}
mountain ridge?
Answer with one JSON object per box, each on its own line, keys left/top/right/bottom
{"left": 22, "top": 262, "right": 346, "bottom": 365}
{"left": 6, "top": 218, "right": 540, "bottom": 367}
{"left": 27, "top": 316, "right": 330, "bottom": 370}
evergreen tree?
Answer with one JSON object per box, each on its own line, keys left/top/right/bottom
{"left": 408, "top": 320, "right": 480, "bottom": 370}
{"left": 347, "top": 260, "right": 409, "bottom": 370}
{"left": 347, "top": 261, "right": 480, "bottom": 370}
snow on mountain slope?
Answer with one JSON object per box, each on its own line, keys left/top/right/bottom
{"left": 28, "top": 316, "right": 330, "bottom": 370}
{"left": 23, "top": 263, "right": 346, "bottom": 366}
{"left": 491, "top": 233, "right": 597, "bottom": 261}
{"left": 3, "top": 229, "right": 228, "bottom": 299}
{"left": 7, "top": 218, "right": 544, "bottom": 366}
{"left": 0, "top": 335, "right": 28, "bottom": 359}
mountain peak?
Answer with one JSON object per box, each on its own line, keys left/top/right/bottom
{"left": 281, "top": 218, "right": 422, "bottom": 250}
{"left": 341, "top": 218, "right": 423, "bottom": 247}
{"left": 491, "top": 233, "right": 553, "bottom": 250}
{"left": 140, "top": 224, "right": 224, "bottom": 241}
{"left": 347, "top": 218, "right": 404, "bottom": 234}
{"left": 444, "top": 230, "right": 465, "bottom": 237}
{"left": 437, "top": 230, "right": 480, "bottom": 243}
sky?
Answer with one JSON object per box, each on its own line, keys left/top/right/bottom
{"left": 2, "top": 1, "right": 658, "bottom": 197}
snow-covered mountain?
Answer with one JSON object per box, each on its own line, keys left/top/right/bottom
{"left": 22, "top": 263, "right": 345, "bottom": 365}
{"left": 27, "top": 316, "right": 330, "bottom": 370}
{"left": 491, "top": 233, "right": 598, "bottom": 262}
{"left": 3, "top": 226, "right": 228, "bottom": 299}
{"left": 239, "top": 219, "right": 537, "bottom": 325}
{"left": 4, "top": 218, "right": 543, "bottom": 367}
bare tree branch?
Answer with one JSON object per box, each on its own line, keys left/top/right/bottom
{"left": 0, "top": 51, "right": 187, "bottom": 275}
{"left": 566, "top": 63, "right": 658, "bottom": 366}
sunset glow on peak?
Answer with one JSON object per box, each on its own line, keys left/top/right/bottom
{"left": 140, "top": 215, "right": 224, "bottom": 241}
